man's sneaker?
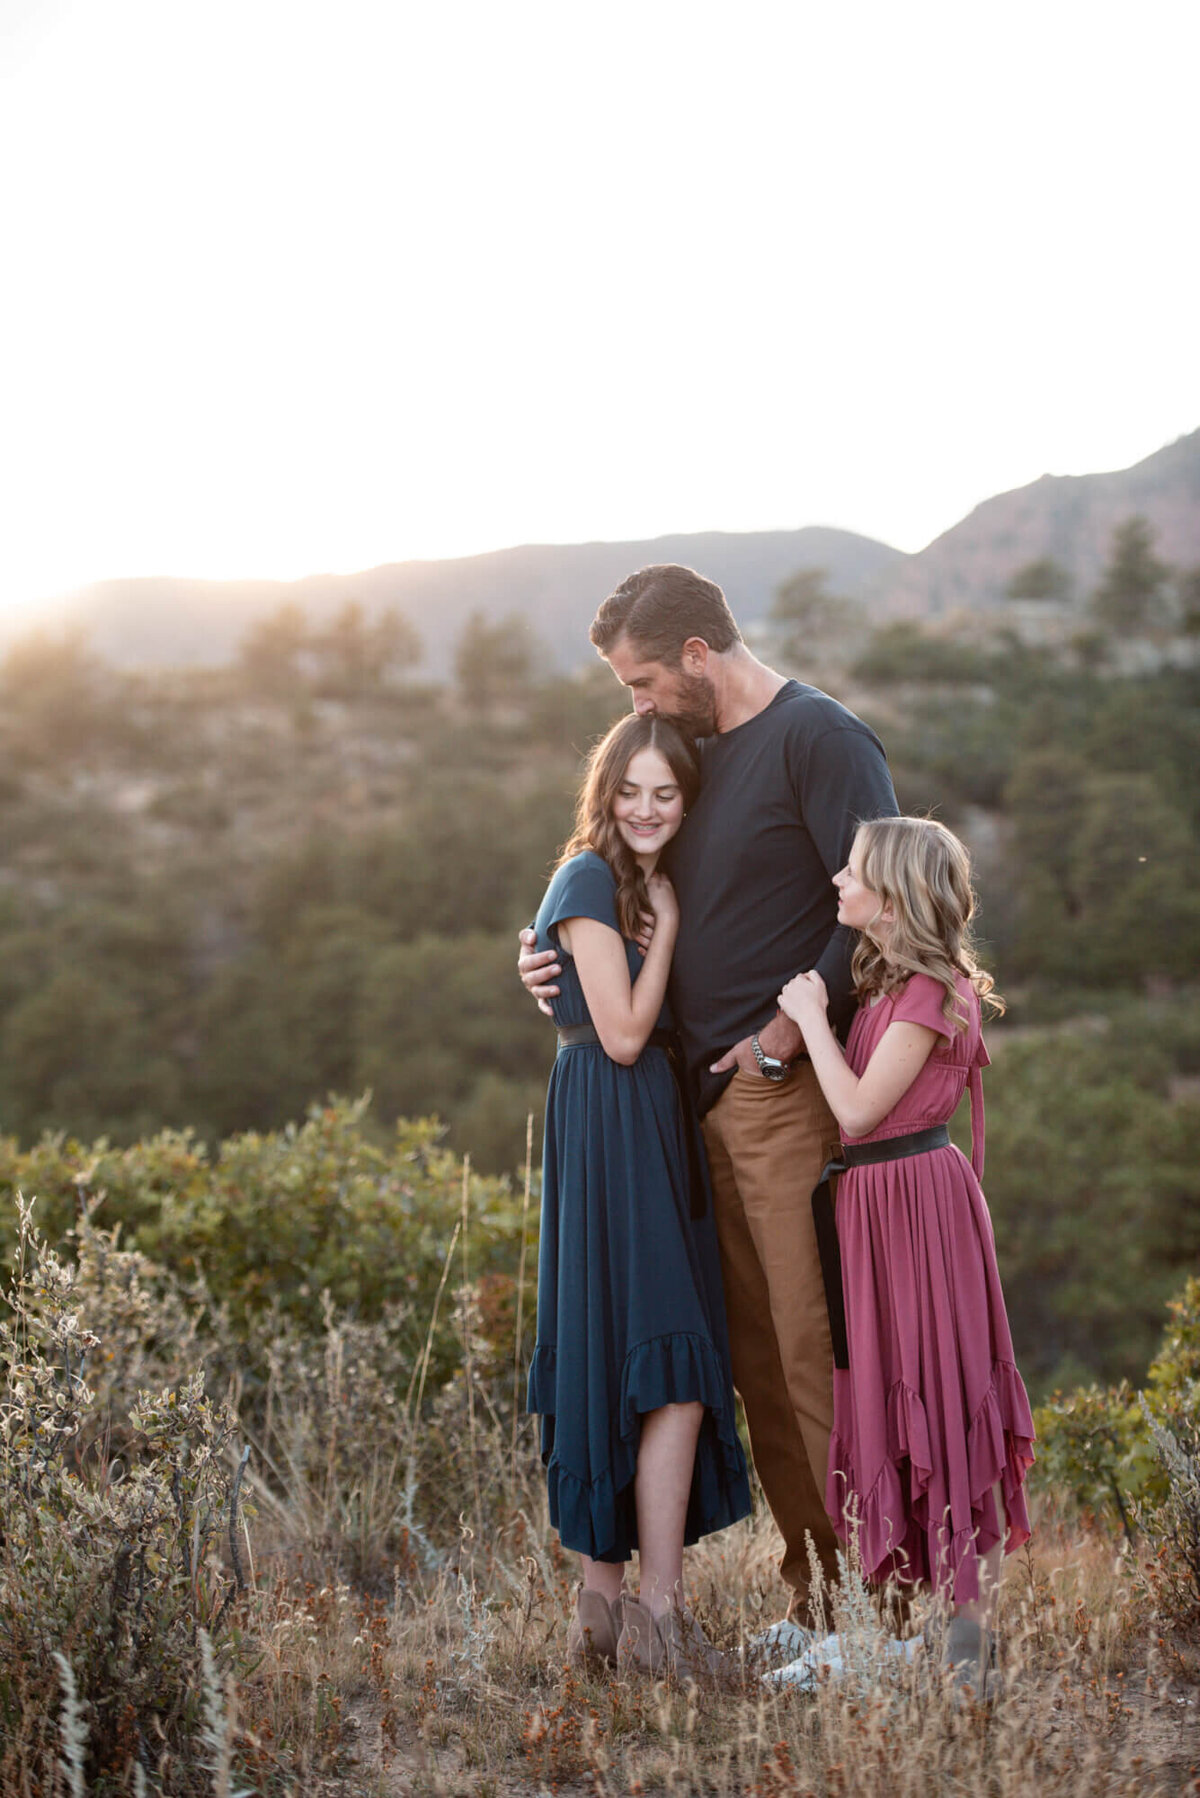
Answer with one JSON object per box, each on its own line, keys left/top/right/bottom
{"left": 739, "top": 1618, "right": 817, "bottom": 1672}
{"left": 762, "top": 1630, "right": 919, "bottom": 1692}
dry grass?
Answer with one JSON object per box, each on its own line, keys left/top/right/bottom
{"left": 218, "top": 1478, "right": 1200, "bottom": 1798}
{"left": 6, "top": 1154, "right": 1200, "bottom": 1795}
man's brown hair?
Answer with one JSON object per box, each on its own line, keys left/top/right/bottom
{"left": 589, "top": 564, "right": 742, "bottom": 666}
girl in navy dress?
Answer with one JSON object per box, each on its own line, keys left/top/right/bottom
{"left": 527, "top": 713, "right": 750, "bottom": 1678}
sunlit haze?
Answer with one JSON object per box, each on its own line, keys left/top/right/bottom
{"left": 1, "top": 0, "right": 1196, "bottom": 615}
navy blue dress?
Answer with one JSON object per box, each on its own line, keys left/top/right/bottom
{"left": 526, "top": 851, "right": 751, "bottom": 1563}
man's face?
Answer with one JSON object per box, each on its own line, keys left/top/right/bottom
{"left": 604, "top": 632, "right": 718, "bottom": 740}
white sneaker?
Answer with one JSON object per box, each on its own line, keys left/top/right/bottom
{"left": 763, "top": 1631, "right": 918, "bottom": 1693}
{"left": 763, "top": 1630, "right": 843, "bottom": 1691}
{"left": 742, "top": 1619, "right": 816, "bottom": 1665}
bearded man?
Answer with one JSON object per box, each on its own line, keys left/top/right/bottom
{"left": 520, "top": 562, "right": 898, "bottom": 1630}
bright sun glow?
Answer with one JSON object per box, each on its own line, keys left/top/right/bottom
{"left": 1, "top": 0, "right": 1196, "bottom": 612}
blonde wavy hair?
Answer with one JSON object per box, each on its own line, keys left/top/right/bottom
{"left": 557, "top": 714, "right": 700, "bottom": 939}
{"left": 849, "top": 815, "right": 1004, "bottom": 1028}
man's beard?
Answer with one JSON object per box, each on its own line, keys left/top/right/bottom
{"left": 661, "top": 670, "right": 718, "bottom": 740}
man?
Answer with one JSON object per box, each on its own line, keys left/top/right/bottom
{"left": 520, "top": 563, "right": 897, "bottom": 1629}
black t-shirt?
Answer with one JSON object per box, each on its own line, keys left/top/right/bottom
{"left": 664, "top": 679, "right": 898, "bottom": 1115}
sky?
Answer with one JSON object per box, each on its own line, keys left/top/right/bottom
{"left": 1, "top": 0, "right": 1197, "bottom": 618}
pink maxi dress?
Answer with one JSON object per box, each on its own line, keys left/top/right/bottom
{"left": 828, "top": 971, "right": 1035, "bottom": 1602}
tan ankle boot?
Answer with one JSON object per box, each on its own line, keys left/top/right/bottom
{"left": 616, "top": 1597, "right": 661, "bottom": 1676}
{"left": 566, "top": 1585, "right": 621, "bottom": 1668}
{"left": 617, "top": 1599, "right": 727, "bottom": 1683}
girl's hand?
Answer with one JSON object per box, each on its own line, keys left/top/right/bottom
{"left": 778, "top": 969, "right": 828, "bottom": 1023}
{"left": 645, "top": 871, "right": 679, "bottom": 930}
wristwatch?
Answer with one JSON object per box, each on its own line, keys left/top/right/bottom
{"left": 751, "top": 1033, "right": 790, "bottom": 1082}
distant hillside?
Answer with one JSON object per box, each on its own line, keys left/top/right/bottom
{"left": 27, "top": 528, "right": 903, "bottom": 678}
{"left": 876, "top": 429, "right": 1200, "bottom": 619}
{"left": 18, "top": 427, "right": 1199, "bottom": 670}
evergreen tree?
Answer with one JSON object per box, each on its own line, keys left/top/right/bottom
{"left": 770, "top": 567, "right": 863, "bottom": 663}
{"left": 453, "top": 610, "right": 535, "bottom": 711}
{"left": 1006, "top": 556, "right": 1072, "bottom": 602}
{"left": 314, "top": 601, "right": 374, "bottom": 696}
{"left": 1177, "top": 566, "right": 1200, "bottom": 635}
{"left": 238, "top": 604, "right": 311, "bottom": 698}
{"left": 371, "top": 606, "right": 423, "bottom": 683}
{"left": 0, "top": 628, "right": 111, "bottom": 759}
{"left": 1091, "top": 517, "right": 1172, "bottom": 633}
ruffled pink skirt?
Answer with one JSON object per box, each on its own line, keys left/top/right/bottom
{"left": 827, "top": 1143, "right": 1035, "bottom": 1603}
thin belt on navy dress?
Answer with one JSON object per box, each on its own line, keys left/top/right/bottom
{"left": 812, "top": 1124, "right": 952, "bottom": 1373}
{"left": 555, "top": 1022, "right": 706, "bottom": 1220}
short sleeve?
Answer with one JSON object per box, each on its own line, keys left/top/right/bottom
{"left": 889, "top": 973, "right": 959, "bottom": 1040}
{"left": 537, "top": 852, "right": 620, "bottom": 950}
{"left": 796, "top": 718, "right": 897, "bottom": 1032}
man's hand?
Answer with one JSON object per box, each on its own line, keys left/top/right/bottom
{"left": 709, "top": 1012, "right": 805, "bottom": 1077}
{"left": 518, "top": 927, "right": 560, "bottom": 1018}
{"left": 708, "top": 1035, "right": 760, "bottom": 1076}
{"left": 631, "top": 909, "right": 656, "bottom": 956}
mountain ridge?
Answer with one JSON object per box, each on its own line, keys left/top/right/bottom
{"left": 875, "top": 428, "right": 1200, "bottom": 619}
{"left": 13, "top": 427, "right": 1200, "bottom": 672}
{"left": 27, "top": 526, "right": 903, "bottom": 677}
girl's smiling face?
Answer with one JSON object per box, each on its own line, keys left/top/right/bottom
{"left": 833, "top": 833, "right": 890, "bottom": 934}
{"left": 610, "top": 746, "right": 686, "bottom": 866}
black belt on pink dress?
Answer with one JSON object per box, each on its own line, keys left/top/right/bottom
{"left": 555, "top": 1022, "right": 706, "bottom": 1219}
{"left": 812, "top": 1124, "right": 952, "bottom": 1372}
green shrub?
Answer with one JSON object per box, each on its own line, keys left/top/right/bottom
{"left": 1133, "top": 1277, "right": 1200, "bottom": 1633}
{"left": 852, "top": 621, "right": 1003, "bottom": 686}
{"left": 0, "top": 1199, "right": 249, "bottom": 1794}
{"left": 0, "top": 1099, "right": 543, "bottom": 1621}
{"left": 1145, "top": 1274, "right": 1200, "bottom": 1400}
{"left": 0, "top": 1098, "right": 536, "bottom": 1397}
{"left": 983, "top": 1028, "right": 1200, "bottom": 1394}
{"left": 1136, "top": 1393, "right": 1200, "bottom": 1634}
{"left": 1032, "top": 1275, "right": 1200, "bottom": 1540}
{"left": 1029, "top": 1380, "right": 1149, "bottom": 1541}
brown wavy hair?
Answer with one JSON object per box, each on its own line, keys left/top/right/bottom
{"left": 557, "top": 714, "right": 700, "bottom": 938}
{"left": 849, "top": 815, "right": 1004, "bottom": 1027}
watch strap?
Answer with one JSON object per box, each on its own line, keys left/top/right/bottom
{"left": 751, "top": 1033, "right": 789, "bottom": 1080}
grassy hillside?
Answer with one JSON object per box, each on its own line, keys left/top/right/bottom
{"left": 3, "top": 1111, "right": 1198, "bottom": 1795}
{"left": 23, "top": 525, "right": 904, "bottom": 679}
{"left": 0, "top": 523, "right": 1197, "bottom": 1398}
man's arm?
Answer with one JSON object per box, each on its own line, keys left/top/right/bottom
{"left": 709, "top": 1013, "right": 800, "bottom": 1076}
{"left": 801, "top": 722, "right": 898, "bottom": 1037}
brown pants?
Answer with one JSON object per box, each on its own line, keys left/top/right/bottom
{"left": 702, "top": 1061, "right": 841, "bottom": 1624}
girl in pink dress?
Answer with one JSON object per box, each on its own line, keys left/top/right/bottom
{"left": 778, "top": 815, "right": 1034, "bottom": 1692}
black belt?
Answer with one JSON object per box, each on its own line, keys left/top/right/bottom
{"left": 556, "top": 1023, "right": 706, "bottom": 1219}
{"left": 812, "top": 1124, "right": 951, "bottom": 1371}
{"left": 556, "top": 1023, "right": 676, "bottom": 1051}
